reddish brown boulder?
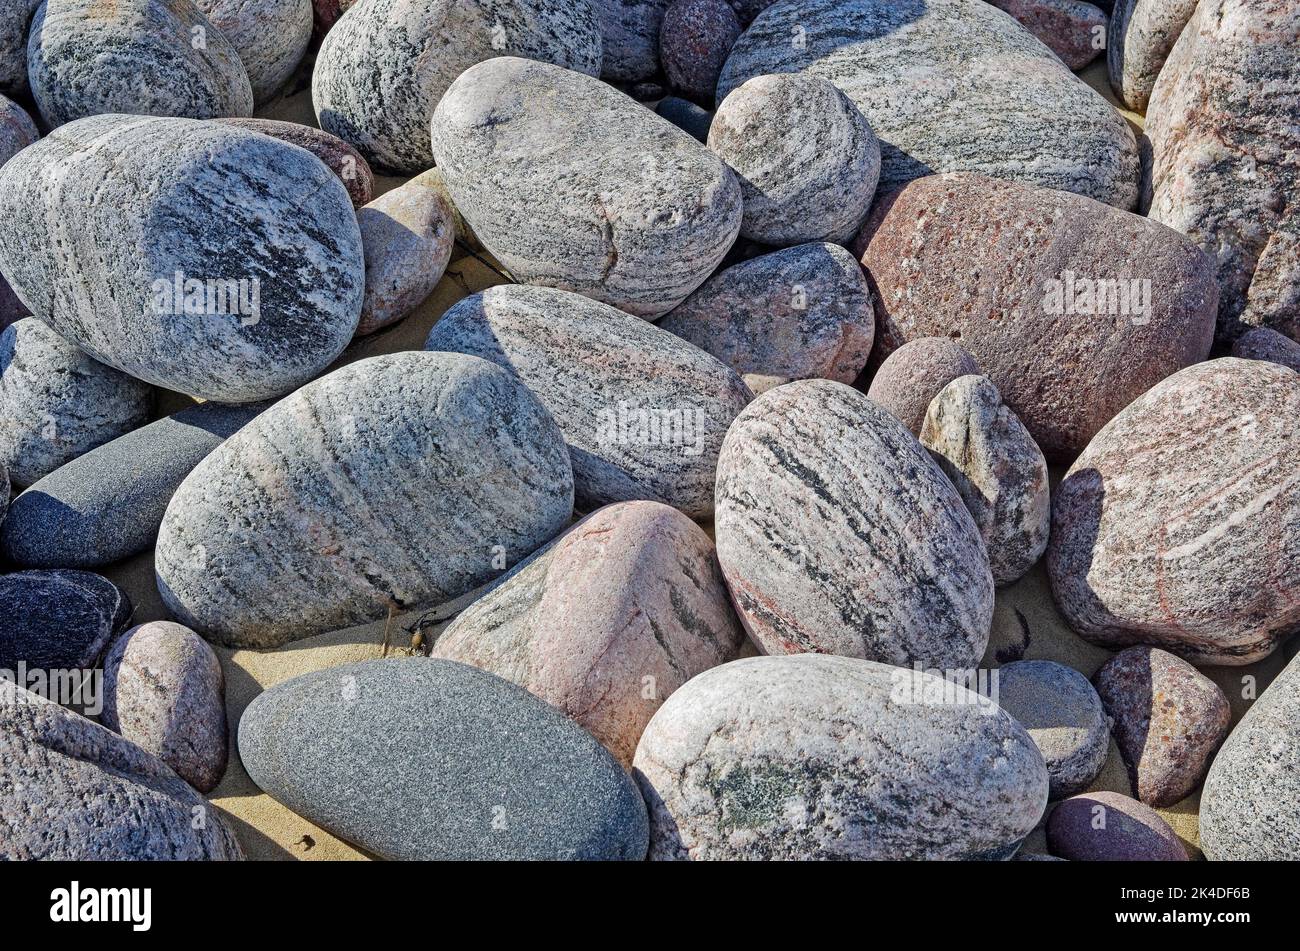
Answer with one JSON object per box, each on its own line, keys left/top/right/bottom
{"left": 988, "top": 0, "right": 1107, "bottom": 71}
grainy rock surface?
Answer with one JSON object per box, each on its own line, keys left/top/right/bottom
{"left": 1, "top": 401, "right": 265, "bottom": 568}
{"left": 1145, "top": 0, "right": 1300, "bottom": 345}
{"left": 866, "top": 337, "right": 980, "bottom": 436}
{"left": 212, "top": 117, "right": 374, "bottom": 208}
{"left": 0, "top": 0, "right": 40, "bottom": 95}
{"left": 920, "top": 375, "right": 1050, "bottom": 585}
{"left": 410, "top": 166, "right": 481, "bottom": 252}
{"left": 313, "top": 0, "right": 602, "bottom": 173}
{"left": 0, "top": 569, "right": 131, "bottom": 670}
{"left": 0, "top": 93, "right": 37, "bottom": 167}
{"left": 0, "top": 317, "right": 153, "bottom": 488}
{"left": 431, "top": 57, "right": 742, "bottom": 319}
{"left": 1047, "top": 791, "right": 1188, "bottom": 860}
{"left": 1048, "top": 359, "right": 1300, "bottom": 665}
{"left": 0, "top": 680, "right": 242, "bottom": 859}
{"left": 655, "top": 95, "right": 713, "bottom": 141}
{"left": 634, "top": 654, "right": 1048, "bottom": 859}
{"left": 1093, "top": 646, "right": 1230, "bottom": 808}
{"left": 355, "top": 178, "right": 454, "bottom": 336}
{"left": 658, "top": 243, "right": 874, "bottom": 394}
{"left": 426, "top": 284, "right": 751, "bottom": 518}
{"left": 433, "top": 501, "right": 746, "bottom": 766}
{"left": 1106, "top": 0, "right": 1197, "bottom": 110}
{"left": 0, "top": 115, "right": 364, "bottom": 403}
{"left": 102, "top": 622, "right": 227, "bottom": 793}
{"left": 1232, "top": 327, "right": 1300, "bottom": 374}
{"left": 714, "top": 379, "right": 993, "bottom": 668}
{"left": 194, "top": 0, "right": 312, "bottom": 104}
{"left": 594, "top": 0, "right": 670, "bottom": 81}
{"left": 239, "top": 658, "right": 649, "bottom": 860}
{"left": 156, "top": 351, "right": 575, "bottom": 649}
{"left": 27, "top": 0, "right": 254, "bottom": 127}
{"left": 1200, "top": 653, "right": 1300, "bottom": 860}
{"left": 856, "top": 172, "right": 1218, "bottom": 461}
{"left": 709, "top": 73, "right": 880, "bottom": 245}
{"left": 659, "top": 0, "right": 740, "bottom": 102}
{"left": 718, "top": 0, "right": 1140, "bottom": 208}
{"left": 988, "top": 0, "right": 1107, "bottom": 71}
{"left": 996, "top": 660, "right": 1110, "bottom": 799}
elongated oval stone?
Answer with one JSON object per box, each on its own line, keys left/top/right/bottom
{"left": 194, "top": 0, "right": 313, "bottom": 104}
{"left": 431, "top": 56, "right": 743, "bottom": 319}
{"left": 1107, "top": 0, "right": 1198, "bottom": 111}
{"left": 633, "top": 654, "right": 1048, "bottom": 860}
{"left": 239, "top": 658, "right": 649, "bottom": 860}
{"left": 155, "top": 351, "right": 575, "bottom": 648}
{"left": 0, "top": 115, "right": 364, "bottom": 402}
{"left": 714, "top": 378, "right": 993, "bottom": 668}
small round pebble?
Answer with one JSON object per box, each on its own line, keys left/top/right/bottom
{"left": 1047, "top": 791, "right": 1188, "bottom": 861}
{"left": 659, "top": 0, "right": 741, "bottom": 103}
{"left": 867, "top": 337, "right": 981, "bottom": 436}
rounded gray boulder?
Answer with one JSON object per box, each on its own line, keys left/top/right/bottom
{"left": 194, "top": 0, "right": 313, "bottom": 104}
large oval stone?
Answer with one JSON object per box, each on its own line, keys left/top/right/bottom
{"left": 633, "top": 654, "right": 1048, "bottom": 859}
{"left": 714, "top": 379, "right": 993, "bottom": 668}
{"left": 425, "top": 284, "right": 751, "bottom": 518}
{"left": 718, "top": 0, "right": 1139, "bottom": 207}
{"left": 855, "top": 172, "right": 1218, "bottom": 461}
{"left": 213, "top": 117, "right": 374, "bottom": 207}
{"left": 430, "top": 56, "right": 743, "bottom": 319}
{"left": 238, "top": 658, "right": 649, "bottom": 860}
{"left": 155, "top": 351, "right": 575, "bottom": 648}
{"left": 194, "top": 0, "right": 312, "bottom": 104}
{"left": 0, "top": 115, "right": 364, "bottom": 402}
{"left": 1048, "top": 359, "right": 1300, "bottom": 665}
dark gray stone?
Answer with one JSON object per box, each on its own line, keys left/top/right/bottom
{"left": 1231, "top": 327, "right": 1300, "bottom": 374}
{"left": 0, "top": 0, "right": 40, "bottom": 96}
{"left": 654, "top": 95, "right": 713, "bottom": 142}
{"left": 0, "top": 569, "right": 131, "bottom": 670}
{"left": 593, "top": 0, "right": 671, "bottom": 81}
{"left": 213, "top": 117, "right": 375, "bottom": 207}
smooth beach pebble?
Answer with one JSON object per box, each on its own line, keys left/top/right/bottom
{"left": 995, "top": 660, "right": 1110, "bottom": 800}
{"left": 659, "top": 0, "right": 741, "bottom": 103}
{"left": 713, "top": 379, "right": 993, "bottom": 668}
{"left": 193, "top": 0, "right": 312, "bottom": 104}
{"left": 1107, "top": 0, "right": 1198, "bottom": 110}
{"left": 1231, "top": 327, "right": 1300, "bottom": 374}
{"left": 102, "top": 622, "right": 228, "bottom": 793}
{"left": 867, "top": 337, "right": 981, "bottom": 437}
{"left": 433, "top": 501, "right": 747, "bottom": 767}
{"left": 0, "top": 569, "right": 131, "bottom": 671}
{"left": 213, "top": 117, "right": 375, "bottom": 208}
{"left": 988, "top": 0, "right": 1108, "bottom": 70}
{"left": 155, "top": 351, "right": 575, "bottom": 649}
{"left": 1047, "top": 791, "right": 1188, "bottom": 861}
{"left": 1093, "top": 647, "right": 1230, "bottom": 808}
{"left": 238, "top": 658, "right": 649, "bottom": 860}
{"left": 633, "top": 654, "right": 1048, "bottom": 860}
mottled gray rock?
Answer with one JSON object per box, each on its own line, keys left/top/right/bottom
{"left": 1048, "top": 791, "right": 1187, "bottom": 860}
{"left": 27, "top": 0, "right": 254, "bottom": 128}
{"left": 1200, "top": 652, "right": 1300, "bottom": 860}
{"left": 426, "top": 284, "right": 750, "bottom": 518}
{"left": 0, "top": 569, "right": 130, "bottom": 670}
{"left": 1049, "top": 359, "right": 1300, "bottom": 665}
{"left": 920, "top": 375, "right": 1050, "bottom": 585}
{"left": 996, "top": 660, "right": 1110, "bottom": 800}
{"left": 658, "top": 243, "right": 873, "bottom": 394}
{"left": 709, "top": 73, "right": 880, "bottom": 245}
{"left": 0, "top": 400, "right": 265, "bottom": 568}
{"left": 856, "top": 172, "right": 1218, "bottom": 461}
{"left": 718, "top": 0, "right": 1140, "bottom": 208}
{"left": 214, "top": 117, "right": 375, "bottom": 207}
{"left": 313, "top": 0, "right": 602, "bottom": 173}
{"left": 0, "top": 318, "right": 153, "bottom": 488}
{"left": 1094, "top": 646, "right": 1230, "bottom": 808}
{"left": 355, "top": 177, "right": 454, "bottom": 336}
{"left": 0, "top": 115, "right": 364, "bottom": 403}
{"left": 867, "top": 337, "right": 981, "bottom": 436}
{"left": 1146, "top": 0, "right": 1300, "bottom": 345}
{"left": 1232, "top": 327, "right": 1300, "bottom": 375}
{"left": 0, "top": 0, "right": 40, "bottom": 95}
{"left": 239, "top": 658, "right": 649, "bottom": 860}
{"left": 431, "top": 57, "right": 743, "bottom": 319}
{"left": 1107, "top": 0, "right": 1197, "bottom": 110}
{"left": 0, "top": 680, "right": 242, "bottom": 860}
{"left": 0, "top": 93, "right": 37, "bottom": 167}
{"left": 714, "top": 379, "right": 993, "bottom": 667}
{"left": 659, "top": 0, "right": 740, "bottom": 102}
{"left": 594, "top": 0, "right": 670, "bottom": 81}
{"left": 102, "top": 622, "right": 227, "bottom": 793}
{"left": 194, "top": 0, "right": 312, "bottom": 104}
{"left": 156, "top": 351, "right": 575, "bottom": 649}
{"left": 634, "top": 654, "right": 1048, "bottom": 859}
{"left": 988, "top": 0, "right": 1107, "bottom": 71}
{"left": 434, "top": 501, "right": 746, "bottom": 767}
{"left": 655, "top": 95, "right": 713, "bottom": 142}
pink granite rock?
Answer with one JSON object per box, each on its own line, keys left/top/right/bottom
{"left": 1047, "top": 791, "right": 1188, "bottom": 860}
{"left": 1232, "top": 327, "right": 1300, "bottom": 375}
{"left": 866, "top": 337, "right": 980, "bottom": 437}
{"left": 213, "top": 117, "right": 375, "bottom": 207}
{"left": 988, "top": 0, "right": 1108, "bottom": 70}
{"left": 659, "top": 0, "right": 740, "bottom": 103}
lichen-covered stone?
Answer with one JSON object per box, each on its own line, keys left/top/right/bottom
{"left": 1106, "top": 0, "right": 1197, "bottom": 110}
{"left": 213, "top": 118, "right": 374, "bottom": 207}
{"left": 1093, "top": 646, "right": 1230, "bottom": 808}
{"left": 0, "top": 318, "right": 153, "bottom": 488}
{"left": 714, "top": 379, "right": 993, "bottom": 668}
{"left": 0, "top": 93, "right": 37, "bottom": 167}
{"left": 0, "top": 0, "right": 40, "bottom": 96}
{"left": 1047, "top": 791, "right": 1187, "bottom": 860}
{"left": 633, "top": 654, "right": 1048, "bottom": 859}
{"left": 1048, "top": 359, "right": 1300, "bottom": 665}
{"left": 593, "top": 0, "right": 670, "bottom": 81}
{"left": 1231, "top": 327, "right": 1300, "bottom": 375}
{"left": 856, "top": 172, "right": 1218, "bottom": 461}
{"left": 920, "top": 375, "right": 1050, "bottom": 585}
{"left": 708, "top": 73, "right": 880, "bottom": 245}
{"left": 313, "top": 0, "right": 602, "bottom": 173}
{"left": 989, "top": 0, "right": 1107, "bottom": 71}
{"left": 155, "top": 351, "right": 575, "bottom": 649}
{"left": 27, "top": 0, "right": 254, "bottom": 128}
{"left": 659, "top": 0, "right": 740, "bottom": 102}
{"left": 718, "top": 0, "right": 1140, "bottom": 208}
{"left": 426, "top": 284, "right": 750, "bottom": 518}
{"left": 0, "top": 115, "right": 364, "bottom": 403}
{"left": 866, "top": 337, "right": 980, "bottom": 437}
{"left": 0, "top": 569, "right": 130, "bottom": 670}
{"left": 194, "top": 0, "right": 312, "bottom": 104}
{"left": 433, "top": 501, "right": 746, "bottom": 767}
{"left": 432, "top": 57, "right": 742, "bottom": 319}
